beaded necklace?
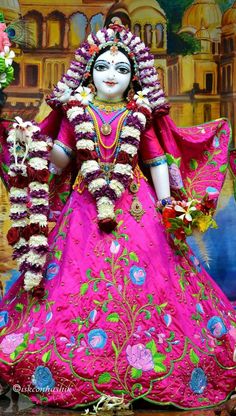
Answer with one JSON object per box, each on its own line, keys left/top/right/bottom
{"left": 89, "top": 102, "right": 126, "bottom": 136}
{"left": 87, "top": 106, "right": 128, "bottom": 163}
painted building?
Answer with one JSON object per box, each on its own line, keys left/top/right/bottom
{"left": 166, "top": 0, "right": 236, "bottom": 145}
{"left": 167, "top": 0, "right": 222, "bottom": 127}
{"left": 221, "top": 1, "right": 236, "bottom": 144}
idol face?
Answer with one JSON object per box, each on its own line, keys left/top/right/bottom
{"left": 93, "top": 49, "right": 131, "bottom": 101}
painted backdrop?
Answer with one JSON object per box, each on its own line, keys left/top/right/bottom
{"left": 0, "top": 0, "right": 236, "bottom": 299}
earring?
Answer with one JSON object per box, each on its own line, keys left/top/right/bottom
{"left": 87, "top": 82, "right": 96, "bottom": 94}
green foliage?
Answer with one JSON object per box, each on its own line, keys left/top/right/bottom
{"left": 131, "top": 368, "right": 142, "bottom": 379}
{"left": 168, "top": 32, "right": 201, "bottom": 56}
{"left": 97, "top": 372, "right": 111, "bottom": 384}
{"left": 42, "top": 350, "right": 52, "bottom": 364}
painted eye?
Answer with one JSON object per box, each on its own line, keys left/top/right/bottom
{"left": 94, "top": 63, "right": 108, "bottom": 71}
{"left": 116, "top": 66, "right": 130, "bottom": 74}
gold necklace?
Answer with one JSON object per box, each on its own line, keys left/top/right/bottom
{"left": 87, "top": 107, "right": 128, "bottom": 161}
{"left": 93, "top": 97, "right": 126, "bottom": 113}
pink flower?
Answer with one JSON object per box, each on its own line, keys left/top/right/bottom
{"left": 126, "top": 343, "right": 154, "bottom": 371}
{"left": 0, "top": 333, "right": 24, "bottom": 355}
{"left": 0, "top": 23, "right": 11, "bottom": 52}
{"left": 110, "top": 240, "right": 120, "bottom": 254}
{"left": 169, "top": 164, "right": 183, "bottom": 190}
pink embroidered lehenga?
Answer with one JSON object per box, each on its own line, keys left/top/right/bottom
{"left": 0, "top": 22, "right": 236, "bottom": 410}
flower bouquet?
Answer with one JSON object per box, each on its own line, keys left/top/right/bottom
{"left": 158, "top": 195, "right": 218, "bottom": 254}
{"left": 0, "top": 18, "right": 15, "bottom": 89}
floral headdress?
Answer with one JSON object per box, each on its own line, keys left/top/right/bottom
{"left": 46, "top": 22, "right": 169, "bottom": 114}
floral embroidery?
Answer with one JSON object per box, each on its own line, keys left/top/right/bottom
{"left": 129, "top": 266, "right": 146, "bottom": 286}
{"left": 88, "top": 329, "right": 108, "bottom": 349}
{"left": 126, "top": 344, "right": 154, "bottom": 371}
{"left": 205, "top": 186, "right": 219, "bottom": 198}
{"left": 189, "top": 368, "right": 207, "bottom": 394}
{"left": 32, "top": 366, "right": 55, "bottom": 392}
{"left": 207, "top": 317, "right": 228, "bottom": 338}
{"left": 169, "top": 163, "right": 184, "bottom": 190}
{"left": 196, "top": 303, "right": 204, "bottom": 315}
{"left": 190, "top": 255, "right": 202, "bottom": 272}
{"left": 0, "top": 311, "right": 8, "bottom": 328}
{"left": 45, "top": 263, "right": 59, "bottom": 280}
{"left": 0, "top": 333, "right": 24, "bottom": 354}
{"left": 89, "top": 310, "right": 97, "bottom": 323}
{"left": 110, "top": 240, "right": 120, "bottom": 254}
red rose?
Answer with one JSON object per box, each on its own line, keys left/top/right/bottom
{"left": 162, "top": 207, "right": 176, "bottom": 229}
{"left": 22, "top": 224, "right": 48, "bottom": 240}
{"left": 139, "top": 106, "right": 152, "bottom": 122}
{"left": 27, "top": 166, "right": 49, "bottom": 183}
{"left": 64, "top": 100, "right": 83, "bottom": 111}
{"left": 131, "top": 154, "right": 138, "bottom": 169}
{"left": 174, "top": 227, "right": 186, "bottom": 241}
{"left": 98, "top": 218, "right": 117, "bottom": 234}
{"left": 77, "top": 149, "right": 93, "bottom": 162}
{"left": 32, "top": 286, "right": 45, "bottom": 298}
{"left": 126, "top": 101, "right": 137, "bottom": 111}
{"left": 202, "top": 196, "right": 216, "bottom": 210}
{"left": 116, "top": 151, "right": 130, "bottom": 165}
{"left": 9, "top": 175, "right": 28, "bottom": 189}
{"left": 153, "top": 104, "right": 170, "bottom": 118}
{"left": 7, "top": 227, "right": 21, "bottom": 246}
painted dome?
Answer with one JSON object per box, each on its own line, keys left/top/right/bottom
{"left": 196, "top": 25, "right": 210, "bottom": 40}
{"left": 128, "top": 0, "right": 166, "bottom": 18}
{"left": 181, "top": 0, "right": 222, "bottom": 37}
{"left": 222, "top": 1, "right": 236, "bottom": 26}
{"left": 106, "top": 0, "right": 166, "bottom": 22}
{"left": 1, "top": 0, "right": 20, "bottom": 21}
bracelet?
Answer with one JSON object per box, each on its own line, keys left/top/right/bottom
{"left": 54, "top": 140, "right": 73, "bottom": 158}
{"left": 156, "top": 197, "right": 172, "bottom": 211}
{"left": 161, "top": 197, "right": 172, "bottom": 206}
{"left": 49, "top": 162, "right": 62, "bottom": 175}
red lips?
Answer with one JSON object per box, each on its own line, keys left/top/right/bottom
{"left": 104, "top": 81, "right": 117, "bottom": 86}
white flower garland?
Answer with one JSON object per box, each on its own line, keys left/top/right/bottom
{"left": 65, "top": 87, "right": 148, "bottom": 227}
{"left": 7, "top": 117, "right": 51, "bottom": 291}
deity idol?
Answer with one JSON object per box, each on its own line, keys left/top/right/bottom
{"left": 0, "top": 21, "right": 236, "bottom": 411}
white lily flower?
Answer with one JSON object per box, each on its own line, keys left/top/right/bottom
{"left": 174, "top": 201, "right": 197, "bottom": 222}
{"left": 13, "top": 117, "right": 40, "bottom": 144}
{"left": 0, "top": 46, "right": 15, "bottom": 67}
{"left": 74, "top": 86, "right": 94, "bottom": 105}
{"left": 134, "top": 89, "right": 150, "bottom": 106}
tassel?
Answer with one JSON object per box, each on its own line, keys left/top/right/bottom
{"left": 192, "top": 230, "right": 211, "bottom": 268}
